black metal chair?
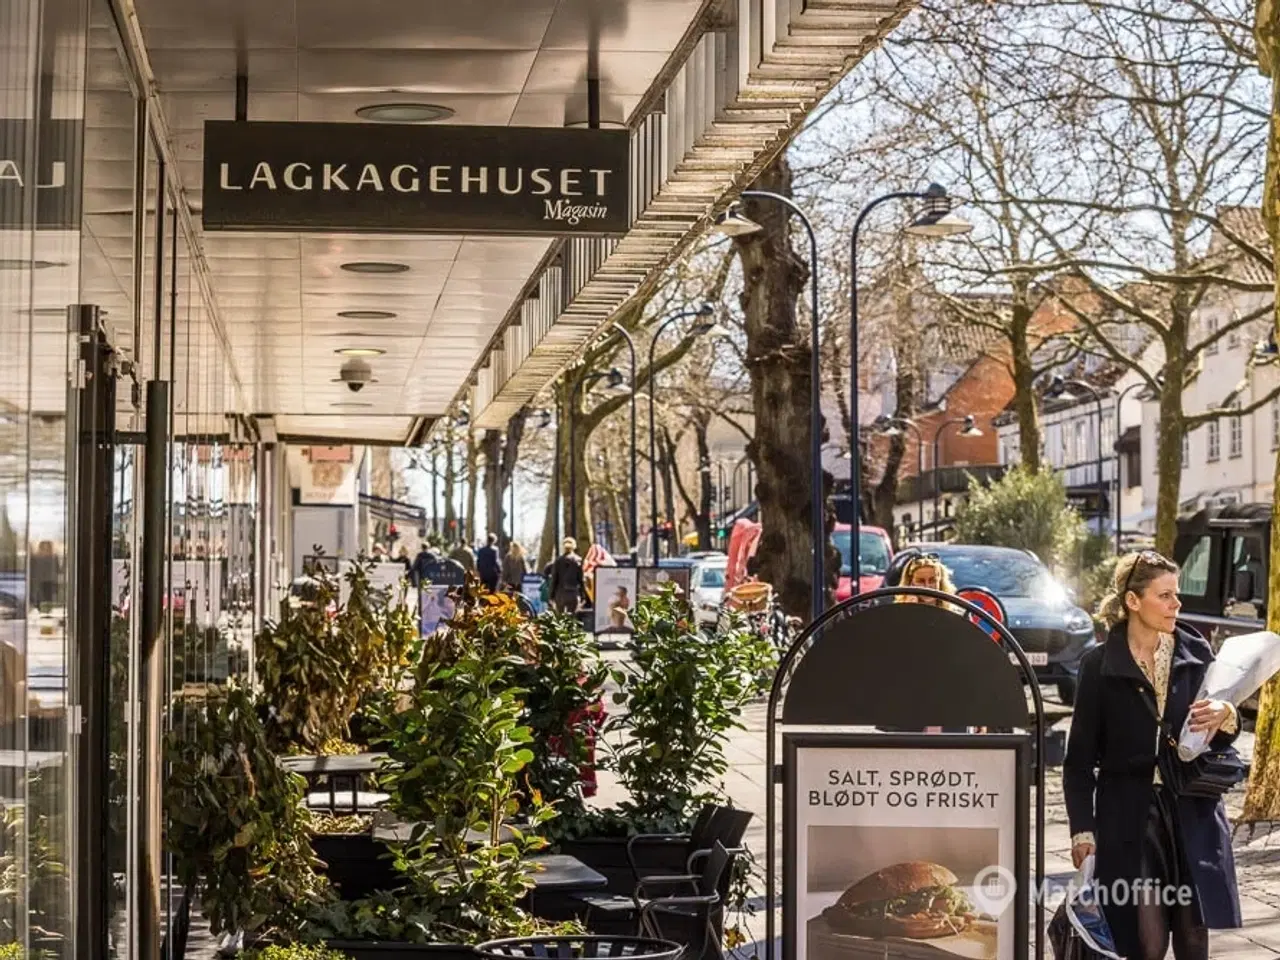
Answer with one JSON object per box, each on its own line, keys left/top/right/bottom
{"left": 636, "top": 841, "right": 737, "bottom": 960}
{"left": 624, "top": 805, "right": 752, "bottom": 884}
{"left": 577, "top": 842, "right": 741, "bottom": 960}
{"left": 474, "top": 935, "right": 683, "bottom": 960}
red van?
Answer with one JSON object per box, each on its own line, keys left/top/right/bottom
{"left": 832, "top": 523, "right": 894, "bottom": 601}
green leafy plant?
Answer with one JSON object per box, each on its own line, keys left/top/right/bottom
{"left": 242, "top": 943, "right": 353, "bottom": 960}
{"left": 952, "top": 464, "right": 1085, "bottom": 569}
{"left": 0, "top": 765, "right": 71, "bottom": 949}
{"left": 514, "top": 610, "right": 608, "bottom": 819}
{"left": 356, "top": 589, "right": 554, "bottom": 943}
{"left": 594, "top": 584, "right": 776, "bottom": 834}
{"left": 311, "top": 814, "right": 373, "bottom": 836}
{"left": 257, "top": 554, "right": 418, "bottom": 752}
{"left": 166, "top": 685, "right": 331, "bottom": 938}
{"left": 0, "top": 942, "right": 23, "bottom": 960}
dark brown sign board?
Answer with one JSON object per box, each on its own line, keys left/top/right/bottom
{"left": 202, "top": 121, "right": 631, "bottom": 236}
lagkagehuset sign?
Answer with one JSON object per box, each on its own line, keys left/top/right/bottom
{"left": 201, "top": 121, "right": 630, "bottom": 236}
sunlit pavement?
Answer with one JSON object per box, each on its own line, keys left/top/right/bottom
{"left": 589, "top": 674, "right": 1280, "bottom": 958}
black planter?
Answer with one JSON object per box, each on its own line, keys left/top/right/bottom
{"left": 325, "top": 941, "right": 476, "bottom": 960}
{"left": 312, "top": 833, "right": 403, "bottom": 900}
{"left": 554, "top": 835, "right": 688, "bottom": 896}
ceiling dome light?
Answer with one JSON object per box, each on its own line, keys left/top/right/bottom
{"left": 356, "top": 103, "right": 455, "bottom": 123}
{"left": 338, "top": 309, "right": 398, "bottom": 320}
{"left": 335, "top": 347, "right": 386, "bottom": 357}
{"left": 340, "top": 261, "right": 409, "bottom": 274}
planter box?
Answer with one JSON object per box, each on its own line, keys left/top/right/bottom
{"left": 555, "top": 835, "right": 688, "bottom": 896}
{"left": 326, "top": 941, "right": 476, "bottom": 960}
{"left": 312, "top": 834, "right": 403, "bottom": 900}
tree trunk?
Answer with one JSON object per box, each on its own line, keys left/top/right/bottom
{"left": 1244, "top": 4, "right": 1280, "bottom": 821}
{"left": 465, "top": 431, "right": 479, "bottom": 545}
{"left": 443, "top": 425, "right": 458, "bottom": 541}
{"left": 1009, "top": 293, "right": 1043, "bottom": 474}
{"left": 498, "top": 408, "right": 529, "bottom": 549}
{"left": 482, "top": 429, "right": 503, "bottom": 543}
{"left": 1153, "top": 360, "right": 1185, "bottom": 557}
{"left": 733, "top": 154, "right": 830, "bottom": 618}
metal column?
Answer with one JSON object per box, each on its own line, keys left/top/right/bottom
{"left": 69, "top": 304, "right": 116, "bottom": 960}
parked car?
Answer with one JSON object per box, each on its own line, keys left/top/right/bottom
{"left": 832, "top": 524, "right": 895, "bottom": 601}
{"left": 884, "top": 544, "right": 1096, "bottom": 704}
{"left": 690, "top": 556, "right": 729, "bottom": 627}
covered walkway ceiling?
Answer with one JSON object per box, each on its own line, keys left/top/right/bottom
{"left": 109, "top": 0, "right": 913, "bottom": 444}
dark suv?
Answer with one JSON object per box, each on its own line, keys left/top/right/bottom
{"left": 885, "top": 544, "right": 1097, "bottom": 704}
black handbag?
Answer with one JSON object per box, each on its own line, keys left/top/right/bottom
{"left": 1139, "top": 686, "right": 1247, "bottom": 799}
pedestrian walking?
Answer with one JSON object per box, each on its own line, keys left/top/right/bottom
{"left": 548, "top": 537, "right": 585, "bottom": 613}
{"left": 1064, "top": 550, "right": 1242, "bottom": 960}
{"left": 476, "top": 532, "right": 501, "bottom": 591}
{"left": 449, "top": 540, "right": 476, "bottom": 573}
{"left": 502, "top": 540, "right": 528, "bottom": 592}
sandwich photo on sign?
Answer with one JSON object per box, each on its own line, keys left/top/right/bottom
{"left": 804, "top": 825, "right": 1001, "bottom": 960}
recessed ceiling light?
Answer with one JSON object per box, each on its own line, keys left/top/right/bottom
{"left": 330, "top": 401, "right": 374, "bottom": 408}
{"left": 337, "top": 309, "right": 398, "bottom": 320}
{"left": 356, "top": 103, "right": 455, "bottom": 123}
{"left": 335, "top": 347, "right": 386, "bottom": 357}
{"left": 340, "top": 261, "right": 410, "bottom": 274}
{"left": 0, "top": 259, "right": 64, "bottom": 270}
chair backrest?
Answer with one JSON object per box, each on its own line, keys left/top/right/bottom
{"left": 710, "top": 808, "right": 752, "bottom": 850}
{"left": 686, "top": 804, "right": 720, "bottom": 849}
{"left": 695, "top": 841, "right": 732, "bottom": 898}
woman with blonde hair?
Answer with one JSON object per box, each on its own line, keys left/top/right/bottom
{"left": 1064, "top": 550, "right": 1241, "bottom": 960}
{"left": 501, "top": 540, "right": 527, "bottom": 593}
{"left": 896, "top": 553, "right": 957, "bottom": 607}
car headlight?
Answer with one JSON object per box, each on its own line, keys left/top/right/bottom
{"left": 1064, "top": 610, "right": 1093, "bottom": 633}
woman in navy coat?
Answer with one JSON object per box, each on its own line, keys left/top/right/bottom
{"left": 1063, "top": 551, "right": 1241, "bottom": 960}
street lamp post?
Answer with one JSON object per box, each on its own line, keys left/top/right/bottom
{"left": 1048, "top": 376, "right": 1106, "bottom": 536}
{"left": 607, "top": 323, "right": 639, "bottom": 554}
{"left": 568, "top": 367, "right": 623, "bottom": 542}
{"left": 647, "top": 305, "right": 717, "bottom": 561}
{"left": 876, "top": 416, "right": 925, "bottom": 537}
{"left": 717, "top": 191, "right": 824, "bottom": 622}
{"left": 1112, "top": 381, "right": 1145, "bottom": 553}
{"left": 932, "top": 415, "right": 984, "bottom": 534}
{"left": 850, "top": 185, "right": 972, "bottom": 587}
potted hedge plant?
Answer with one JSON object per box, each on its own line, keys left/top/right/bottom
{"left": 551, "top": 584, "right": 775, "bottom": 888}
{"left": 298, "top": 590, "right": 574, "bottom": 957}
{"left": 166, "top": 685, "right": 332, "bottom": 947}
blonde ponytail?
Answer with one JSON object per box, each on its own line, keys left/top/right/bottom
{"left": 1096, "top": 551, "right": 1179, "bottom": 631}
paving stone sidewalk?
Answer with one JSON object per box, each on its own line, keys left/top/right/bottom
{"left": 591, "top": 699, "right": 1280, "bottom": 958}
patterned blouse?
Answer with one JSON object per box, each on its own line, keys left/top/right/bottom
{"left": 1070, "top": 633, "right": 1238, "bottom": 848}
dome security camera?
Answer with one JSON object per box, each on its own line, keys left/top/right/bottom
{"left": 338, "top": 357, "right": 375, "bottom": 392}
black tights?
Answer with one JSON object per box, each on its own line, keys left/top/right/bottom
{"left": 1134, "top": 787, "right": 1209, "bottom": 960}
{"left": 1135, "top": 894, "right": 1208, "bottom": 960}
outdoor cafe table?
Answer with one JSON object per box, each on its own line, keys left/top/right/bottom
{"left": 280, "top": 752, "right": 389, "bottom": 813}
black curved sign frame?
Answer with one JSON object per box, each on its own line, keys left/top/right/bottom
{"left": 765, "top": 586, "right": 1048, "bottom": 960}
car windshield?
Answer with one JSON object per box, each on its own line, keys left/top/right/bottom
{"left": 699, "top": 565, "right": 726, "bottom": 588}
{"left": 832, "top": 530, "right": 892, "bottom": 576}
{"left": 934, "top": 550, "right": 1055, "bottom": 599}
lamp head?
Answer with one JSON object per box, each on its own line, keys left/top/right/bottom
{"left": 537, "top": 408, "right": 553, "bottom": 429}
{"left": 694, "top": 302, "right": 715, "bottom": 318}
{"left": 606, "top": 367, "right": 626, "bottom": 390}
{"left": 905, "top": 184, "right": 973, "bottom": 238}
{"left": 714, "top": 201, "right": 763, "bottom": 237}
{"left": 1043, "top": 375, "right": 1072, "bottom": 401}
{"left": 959, "top": 415, "right": 984, "bottom": 438}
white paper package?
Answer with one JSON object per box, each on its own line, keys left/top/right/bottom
{"left": 1178, "top": 630, "right": 1280, "bottom": 760}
